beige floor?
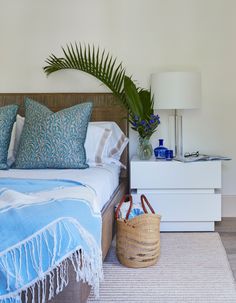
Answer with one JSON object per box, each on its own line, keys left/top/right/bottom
{"left": 216, "top": 218, "right": 236, "bottom": 281}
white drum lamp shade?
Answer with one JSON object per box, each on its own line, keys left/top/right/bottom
{"left": 151, "top": 71, "right": 201, "bottom": 157}
{"left": 151, "top": 72, "right": 201, "bottom": 110}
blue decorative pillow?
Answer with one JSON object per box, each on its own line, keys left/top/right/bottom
{"left": 0, "top": 104, "right": 19, "bottom": 170}
{"left": 14, "top": 98, "right": 93, "bottom": 169}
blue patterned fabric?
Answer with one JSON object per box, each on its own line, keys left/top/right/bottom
{"left": 0, "top": 178, "right": 102, "bottom": 303}
{"left": 0, "top": 105, "right": 18, "bottom": 170}
{"left": 14, "top": 98, "right": 93, "bottom": 169}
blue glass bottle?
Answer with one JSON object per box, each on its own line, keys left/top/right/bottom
{"left": 165, "top": 149, "right": 174, "bottom": 161}
{"left": 154, "top": 139, "right": 168, "bottom": 159}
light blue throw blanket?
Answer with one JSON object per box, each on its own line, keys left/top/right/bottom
{"left": 0, "top": 178, "right": 103, "bottom": 303}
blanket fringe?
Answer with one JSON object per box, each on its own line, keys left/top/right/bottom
{"left": 0, "top": 218, "right": 103, "bottom": 303}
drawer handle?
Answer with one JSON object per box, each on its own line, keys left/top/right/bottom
{"left": 141, "top": 194, "right": 155, "bottom": 214}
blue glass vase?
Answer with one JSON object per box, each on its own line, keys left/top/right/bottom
{"left": 154, "top": 139, "right": 168, "bottom": 159}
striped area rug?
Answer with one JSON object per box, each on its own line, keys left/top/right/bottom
{"left": 88, "top": 233, "right": 236, "bottom": 302}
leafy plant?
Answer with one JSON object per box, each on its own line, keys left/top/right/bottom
{"left": 124, "top": 77, "right": 160, "bottom": 138}
{"left": 44, "top": 43, "right": 160, "bottom": 138}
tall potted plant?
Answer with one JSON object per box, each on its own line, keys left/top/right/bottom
{"left": 44, "top": 43, "right": 160, "bottom": 159}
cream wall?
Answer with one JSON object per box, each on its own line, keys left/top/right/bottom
{"left": 1, "top": 0, "right": 236, "bottom": 215}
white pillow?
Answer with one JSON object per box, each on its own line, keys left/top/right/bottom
{"left": 85, "top": 125, "right": 112, "bottom": 164}
{"left": 7, "top": 122, "right": 16, "bottom": 166}
{"left": 15, "top": 114, "right": 25, "bottom": 154}
{"left": 89, "top": 121, "right": 129, "bottom": 160}
{"left": 8, "top": 116, "right": 128, "bottom": 167}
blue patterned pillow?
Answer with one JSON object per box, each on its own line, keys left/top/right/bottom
{"left": 0, "top": 104, "right": 18, "bottom": 169}
{"left": 14, "top": 98, "right": 93, "bottom": 169}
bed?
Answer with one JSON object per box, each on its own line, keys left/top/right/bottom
{"left": 0, "top": 92, "right": 128, "bottom": 303}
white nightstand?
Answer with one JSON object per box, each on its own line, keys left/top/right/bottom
{"left": 130, "top": 156, "right": 222, "bottom": 231}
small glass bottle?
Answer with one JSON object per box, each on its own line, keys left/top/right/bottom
{"left": 154, "top": 139, "right": 168, "bottom": 159}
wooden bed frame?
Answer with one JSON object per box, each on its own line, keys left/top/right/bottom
{"left": 0, "top": 93, "right": 129, "bottom": 303}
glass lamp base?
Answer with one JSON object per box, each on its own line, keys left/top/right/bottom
{"left": 169, "top": 114, "right": 183, "bottom": 158}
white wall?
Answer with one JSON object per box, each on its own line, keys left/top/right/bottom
{"left": 1, "top": 0, "right": 236, "bottom": 216}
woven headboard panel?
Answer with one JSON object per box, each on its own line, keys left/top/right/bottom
{"left": 0, "top": 93, "right": 129, "bottom": 177}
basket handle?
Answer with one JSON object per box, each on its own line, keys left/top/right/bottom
{"left": 141, "top": 194, "right": 155, "bottom": 214}
{"left": 115, "top": 194, "right": 133, "bottom": 220}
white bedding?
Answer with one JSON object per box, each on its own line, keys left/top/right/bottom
{"left": 0, "top": 164, "right": 120, "bottom": 211}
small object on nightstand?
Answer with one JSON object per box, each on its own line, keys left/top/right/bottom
{"left": 137, "top": 137, "right": 153, "bottom": 160}
{"left": 154, "top": 139, "right": 168, "bottom": 159}
{"left": 165, "top": 149, "right": 174, "bottom": 161}
{"left": 176, "top": 153, "right": 231, "bottom": 162}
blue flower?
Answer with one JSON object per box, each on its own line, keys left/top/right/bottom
{"left": 130, "top": 112, "right": 160, "bottom": 138}
{"left": 131, "top": 121, "right": 138, "bottom": 127}
{"left": 141, "top": 120, "right": 146, "bottom": 126}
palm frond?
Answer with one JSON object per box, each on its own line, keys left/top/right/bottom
{"left": 44, "top": 43, "right": 128, "bottom": 108}
{"left": 138, "top": 89, "right": 154, "bottom": 118}
{"left": 124, "top": 76, "right": 143, "bottom": 117}
{"left": 44, "top": 43, "right": 159, "bottom": 138}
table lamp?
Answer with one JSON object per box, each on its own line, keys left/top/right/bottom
{"left": 151, "top": 71, "right": 201, "bottom": 158}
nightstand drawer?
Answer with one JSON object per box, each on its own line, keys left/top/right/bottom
{"left": 130, "top": 159, "right": 221, "bottom": 189}
{"left": 132, "top": 193, "right": 221, "bottom": 221}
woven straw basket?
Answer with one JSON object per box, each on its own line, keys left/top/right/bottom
{"left": 115, "top": 194, "right": 161, "bottom": 268}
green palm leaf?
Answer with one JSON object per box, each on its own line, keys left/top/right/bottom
{"left": 124, "top": 76, "right": 143, "bottom": 117}
{"left": 44, "top": 43, "right": 159, "bottom": 138}
{"left": 44, "top": 43, "right": 129, "bottom": 109}
{"left": 138, "top": 89, "right": 154, "bottom": 119}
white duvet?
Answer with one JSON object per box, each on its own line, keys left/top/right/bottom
{"left": 0, "top": 164, "right": 120, "bottom": 211}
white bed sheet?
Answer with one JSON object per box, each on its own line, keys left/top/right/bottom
{"left": 0, "top": 164, "right": 120, "bottom": 211}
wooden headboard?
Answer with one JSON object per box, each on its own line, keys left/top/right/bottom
{"left": 0, "top": 92, "right": 129, "bottom": 176}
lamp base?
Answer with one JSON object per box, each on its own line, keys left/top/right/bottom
{"left": 168, "top": 112, "right": 183, "bottom": 158}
